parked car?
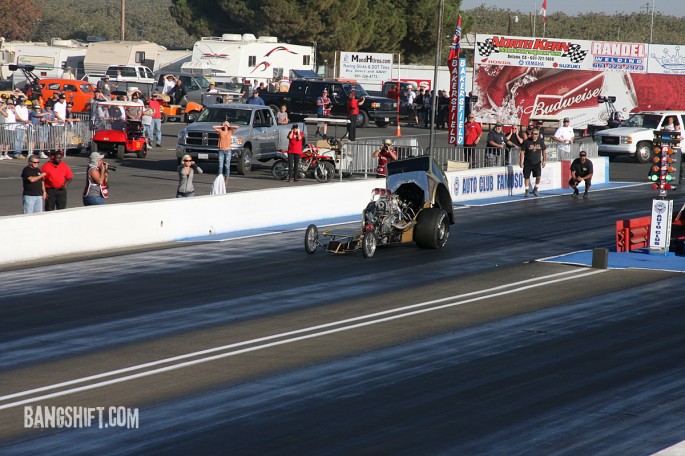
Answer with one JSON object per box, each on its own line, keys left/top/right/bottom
{"left": 259, "top": 79, "right": 398, "bottom": 128}
{"left": 595, "top": 111, "right": 685, "bottom": 163}
{"left": 176, "top": 103, "right": 303, "bottom": 175}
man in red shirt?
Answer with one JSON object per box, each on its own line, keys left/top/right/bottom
{"left": 347, "top": 90, "right": 365, "bottom": 142}
{"left": 148, "top": 92, "right": 163, "bottom": 147}
{"left": 40, "top": 150, "right": 73, "bottom": 210}
{"left": 464, "top": 114, "right": 483, "bottom": 165}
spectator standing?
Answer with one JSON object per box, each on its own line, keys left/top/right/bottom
{"left": 436, "top": 90, "right": 449, "bottom": 129}
{"left": 405, "top": 85, "right": 418, "bottom": 126}
{"left": 82, "top": 152, "right": 109, "bottom": 206}
{"left": 148, "top": 93, "right": 163, "bottom": 147}
{"left": 212, "top": 121, "right": 239, "bottom": 186}
{"left": 207, "top": 82, "right": 218, "bottom": 93}
{"left": 487, "top": 122, "right": 515, "bottom": 166}
{"left": 97, "top": 75, "right": 112, "bottom": 99}
{"left": 141, "top": 101, "right": 154, "bottom": 147}
{"left": 29, "top": 104, "right": 48, "bottom": 158}
{"left": 315, "top": 88, "right": 332, "bottom": 138}
{"left": 63, "top": 67, "right": 76, "bottom": 80}
{"left": 13, "top": 98, "right": 31, "bottom": 158}
{"left": 464, "top": 114, "right": 482, "bottom": 165}
{"left": 4, "top": 99, "right": 17, "bottom": 159}
{"left": 41, "top": 150, "right": 73, "bottom": 210}
{"left": 553, "top": 117, "right": 574, "bottom": 157}
{"left": 509, "top": 124, "right": 525, "bottom": 149}
{"left": 177, "top": 154, "right": 203, "bottom": 197}
{"left": 415, "top": 89, "right": 425, "bottom": 126}
{"left": 286, "top": 124, "right": 305, "bottom": 182}
{"left": 519, "top": 128, "right": 547, "bottom": 197}
{"left": 246, "top": 91, "right": 265, "bottom": 106}
{"left": 276, "top": 105, "right": 289, "bottom": 125}
{"left": 240, "top": 79, "right": 252, "bottom": 102}
{"left": 346, "top": 91, "right": 364, "bottom": 142}
{"left": 569, "top": 150, "right": 593, "bottom": 198}
{"left": 422, "top": 89, "right": 432, "bottom": 128}
{"left": 21, "top": 156, "right": 46, "bottom": 213}
{"left": 0, "top": 98, "right": 9, "bottom": 160}
{"left": 163, "top": 75, "right": 176, "bottom": 95}
{"left": 170, "top": 79, "right": 187, "bottom": 105}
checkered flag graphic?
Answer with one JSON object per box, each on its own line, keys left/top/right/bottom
{"left": 477, "top": 39, "right": 498, "bottom": 57}
{"left": 562, "top": 44, "right": 588, "bottom": 63}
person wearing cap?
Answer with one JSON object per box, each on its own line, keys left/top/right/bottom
{"left": 63, "top": 67, "right": 75, "bottom": 80}
{"left": 464, "top": 113, "right": 483, "bottom": 165}
{"left": 40, "top": 150, "right": 73, "bottom": 210}
{"left": 97, "top": 75, "right": 112, "bottom": 98}
{"left": 21, "top": 155, "right": 47, "bottom": 213}
{"left": 246, "top": 90, "right": 265, "bottom": 106}
{"left": 0, "top": 98, "right": 10, "bottom": 160}
{"left": 487, "top": 122, "right": 517, "bottom": 166}
{"left": 405, "top": 85, "right": 418, "bottom": 126}
{"left": 372, "top": 138, "right": 398, "bottom": 177}
{"left": 12, "top": 96, "right": 30, "bottom": 159}
{"left": 148, "top": 92, "right": 163, "bottom": 147}
{"left": 28, "top": 104, "right": 50, "bottom": 159}
{"left": 553, "top": 117, "right": 574, "bottom": 157}
{"left": 569, "top": 150, "right": 593, "bottom": 198}
{"left": 519, "top": 128, "right": 547, "bottom": 197}
{"left": 163, "top": 75, "right": 176, "bottom": 95}
{"left": 83, "top": 152, "right": 110, "bottom": 206}
{"left": 346, "top": 90, "right": 365, "bottom": 142}
{"left": 286, "top": 124, "right": 305, "bottom": 182}
{"left": 207, "top": 82, "right": 218, "bottom": 94}
{"left": 315, "top": 88, "right": 332, "bottom": 138}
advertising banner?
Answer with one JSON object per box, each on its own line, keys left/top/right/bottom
{"left": 447, "top": 16, "right": 462, "bottom": 145}
{"left": 647, "top": 44, "right": 685, "bottom": 75}
{"left": 649, "top": 199, "right": 673, "bottom": 254}
{"left": 473, "top": 34, "right": 685, "bottom": 128}
{"left": 339, "top": 52, "right": 393, "bottom": 82}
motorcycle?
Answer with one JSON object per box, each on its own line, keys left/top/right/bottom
{"left": 271, "top": 143, "right": 336, "bottom": 182}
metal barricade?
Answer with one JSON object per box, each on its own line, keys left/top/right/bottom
{"left": 0, "top": 115, "right": 91, "bottom": 155}
{"left": 341, "top": 141, "right": 423, "bottom": 179}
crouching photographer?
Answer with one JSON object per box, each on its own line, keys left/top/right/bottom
{"left": 372, "top": 139, "right": 398, "bottom": 177}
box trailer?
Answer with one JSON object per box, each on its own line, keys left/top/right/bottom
{"left": 83, "top": 40, "right": 167, "bottom": 75}
{"left": 0, "top": 38, "right": 88, "bottom": 83}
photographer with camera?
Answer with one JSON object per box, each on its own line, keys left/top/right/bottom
{"left": 82, "top": 152, "right": 110, "bottom": 206}
{"left": 372, "top": 139, "right": 398, "bottom": 177}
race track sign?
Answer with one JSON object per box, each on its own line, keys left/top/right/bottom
{"left": 339, "top": 52, "right": 393, "bottom": 81}
{"left": 649, "top": 199, "right": 673, "bottom": 254}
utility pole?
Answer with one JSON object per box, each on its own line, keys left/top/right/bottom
{"left": 120, "top": 0, "right": 126, "bottom": 41}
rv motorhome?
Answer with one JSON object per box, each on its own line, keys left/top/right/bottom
{"left": 183, "top": 34, "right": 315, "bottom": 84}
{"left": 0, "top": 38, "right": 88, "bottom": 84}
{"left": 83, "top": 40, "right": 167, "bottom": 75}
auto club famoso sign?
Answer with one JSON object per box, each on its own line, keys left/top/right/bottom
{"left": 339, "top": 52, "right": 393, "bottom": 82}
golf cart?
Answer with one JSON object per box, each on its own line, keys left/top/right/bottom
{"left": 91, "top": 100, "right": 148, "bottom": 159}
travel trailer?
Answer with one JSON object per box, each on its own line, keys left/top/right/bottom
{"left": 0, "top": 38, "right": 88, "bottom": 83}
{"left": 83, "top": 40, "right": 167, "bottom": 74}
{"left": 183, "top": 34, "right": 315, "bottom": 84}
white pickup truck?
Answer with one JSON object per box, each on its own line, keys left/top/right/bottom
{"left": 595, "top": 111, "right": 685, "bottom": 163}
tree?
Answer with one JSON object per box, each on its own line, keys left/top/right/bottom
{"left": 0, "top": 0, "right": 42, "bottom": 40}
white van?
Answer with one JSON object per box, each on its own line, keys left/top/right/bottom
{"left": 106, "top": 65, "right": 155, "bottom": 84}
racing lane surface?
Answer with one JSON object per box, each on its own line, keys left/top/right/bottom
{"left": 1, "top": 185, "right": 685, "bottom": 454}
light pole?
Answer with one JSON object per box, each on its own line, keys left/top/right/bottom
{"left": 428, "top": 0, "right": 445, "bottom": 155}
{"left": 649, "top": 0, "right": 655, "bottom": 43}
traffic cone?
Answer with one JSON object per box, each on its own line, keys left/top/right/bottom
{"left": 395, "top": 123, "right": 402, "bottom": 137}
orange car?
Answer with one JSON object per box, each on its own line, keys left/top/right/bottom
{"left": 27, "top": 78, "right": 96, "bottom": 113}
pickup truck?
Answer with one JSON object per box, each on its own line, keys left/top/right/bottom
{"left": 595, "top": 111, "right": 685, "bottom": 163}
{"left": 176, "top": 103, "right": 303, "bottom": 175}
{"left": 259, "top": 79, "right": 397, "bottom": 128}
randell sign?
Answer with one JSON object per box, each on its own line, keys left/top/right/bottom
{"left": 340, "top": 52, "right": 393, "bottom": 81}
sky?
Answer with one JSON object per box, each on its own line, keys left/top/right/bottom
{"left": 460, "top": 0, "right": 685, "bottom": 18}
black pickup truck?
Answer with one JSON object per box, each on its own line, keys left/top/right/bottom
{"left": 260, "top": 79, "right": 398, "bottom": 128}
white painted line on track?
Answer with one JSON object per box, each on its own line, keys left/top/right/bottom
{"left": 0, "top": 268, "right": 605, "bottom": 410}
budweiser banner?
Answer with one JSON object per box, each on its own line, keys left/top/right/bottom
{"left": 448, "top": 15, "right": 462, "bottom": 145}
{"left": 472, "top": 34, "right": 685, "bottom": 128}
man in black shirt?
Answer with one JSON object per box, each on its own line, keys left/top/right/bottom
{"left": 21, "top": 156, "right": 46, "bottom": 213}
{"left": 519, "top": 128, "right": 547, "bottom": 197}
{"left": 569, "top": 150, "right": 594, "bottom": 198}
{"left": 487, "top": 122, "right": 517, "bottom": 166}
